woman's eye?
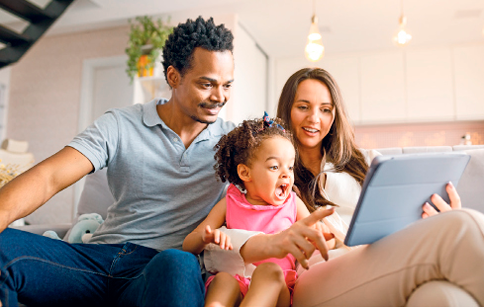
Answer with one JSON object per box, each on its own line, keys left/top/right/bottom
{"left": 322, "top": 108, "right": 332, "bottom": 113}
{"left": 297, "top": 105, "right": 308, "bottom": 111}
{"left": 289, "top": 166, "right": 294, "bottom": 171}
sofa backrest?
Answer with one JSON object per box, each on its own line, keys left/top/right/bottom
{"left": 76, "top": 168, "right": 114, "bottom": 220}
{"left": 75, "top": 145, "right": 484, "bottom": 218}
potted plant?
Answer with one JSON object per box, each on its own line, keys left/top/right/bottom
{"left": 125, "top": 15, "right": 173, "bottom": 82}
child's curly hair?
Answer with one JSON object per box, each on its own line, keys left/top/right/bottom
{"left": 214, "top": 116, "right": 294, "bottom": 188}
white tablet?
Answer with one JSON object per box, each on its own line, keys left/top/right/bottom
{"left": 344, "top": 152, "right": 470, "bottom": 247}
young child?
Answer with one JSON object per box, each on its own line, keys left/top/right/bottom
{"left": 183, "top": 113, "right": 332, "bottom": 307}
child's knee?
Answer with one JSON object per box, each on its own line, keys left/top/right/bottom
{"left": 210, "top": 272, "right": 238, "bottom": 286}
{"left": 253, "top": 262, "right": 285, "bottom": 282}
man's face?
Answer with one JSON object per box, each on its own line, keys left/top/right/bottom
{"left": 174, "top": 48, "right": 234, "bottom": 124}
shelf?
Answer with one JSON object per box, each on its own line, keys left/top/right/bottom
{"left": 138, "top": 76, "right": 168, "bottom": 99}
{"left": 133, "top": 75, "right": 171, "bottom": 104}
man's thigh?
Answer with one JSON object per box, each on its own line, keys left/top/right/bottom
{"left": 0, "top": 228, "right": 134, "bottom": 306}
{"left": 114, "top": 249, "right": 205, "bottom": 307}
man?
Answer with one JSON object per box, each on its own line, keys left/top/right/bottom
{"left": 0, "top": 16, "right": 235, "bottom": 307}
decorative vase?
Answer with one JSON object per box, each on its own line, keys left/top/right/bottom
{"left": 137, "top": 54, "right": 153, "bottom": 78}
{"left": 137, "top": 44, "right": 155, "bottom": 78}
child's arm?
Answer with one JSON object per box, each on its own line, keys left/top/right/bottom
{"left": 296, "top": 196, "right": 336, "bottom": 249}
{"left": 183, "top": 197, "right": 233, "bottom": 255}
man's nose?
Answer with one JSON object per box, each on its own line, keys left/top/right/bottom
{"left": 210, "top": 86, "right": 225, "bottom": 103}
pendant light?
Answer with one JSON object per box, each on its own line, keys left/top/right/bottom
{"left": 393, "top": 0, "right": 412, "bottom": 46}
{"left": 305, "top": 0, "right": 324, "bottom": 62}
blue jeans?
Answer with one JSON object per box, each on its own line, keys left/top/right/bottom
{"left": 0, "top": 228, "right": 205, "bottom": 307}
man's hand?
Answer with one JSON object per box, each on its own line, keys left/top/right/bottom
{"left": 202, "top": 225, "right": 233, "bottom": 250}
{"left": 422, "top": 182, "right": 461, "bottom": 218}
{"left": 270, "top": 207, "right": 335, "bottom": 269}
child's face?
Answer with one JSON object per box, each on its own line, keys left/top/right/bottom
{"left": 244, "top": 136, "right": 295, "bottom": 206}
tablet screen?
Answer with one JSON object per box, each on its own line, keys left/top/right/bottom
{"left": 344, "top": 152, "right": 470, "bottom": 247}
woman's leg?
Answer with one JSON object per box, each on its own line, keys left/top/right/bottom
{"left": 241, "top": 262, "right": 290, "bottom": 307}
{"left": 293, "top": 209, "right": 484, "bottom": 307}
{"left": 406, "top": 280, "right": 479, "bottom": 307}
{"left": 205, "top": 272, "right": 242, "bottom": 307}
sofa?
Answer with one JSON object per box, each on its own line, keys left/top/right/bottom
{"left": 11, "top": 144, "right": 484, "bottom": 306}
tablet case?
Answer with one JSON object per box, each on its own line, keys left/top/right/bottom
{"left": 344, "top": 152, "right": 471, "bottom": 247}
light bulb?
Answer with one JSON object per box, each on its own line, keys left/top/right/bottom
{"left": 393, "top": 15, "right": 412, "bottom": 46}
{"left": 305, "top": 16, "right": 324, "bottom": 62}
{"left": 393, "top": 28, "right": 412, "bottom": 46}
{"left": 305, "top": 41, "right": 324, "bottom": 62}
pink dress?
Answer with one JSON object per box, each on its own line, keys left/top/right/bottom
{"left": 206, "top": 184, "right": 298, "bottom": 297}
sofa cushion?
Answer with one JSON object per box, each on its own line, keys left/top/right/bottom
{"left": 374, "top": 147, "right": 402, "bottom": 155}
{"left": 402, "top": 146, "right": 452, "bottom": 154}
{"left": 457, "top": 148, "right": 484, "bottom": 213}
{"left": 76, "top": 168, "right": 114, "bottom": 219}
{"left": 453, "top": 145, "right": 484, "bottom": 151}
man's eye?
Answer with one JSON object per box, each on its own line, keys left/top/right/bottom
{"left": 202, "top": 83, "right": 212, "bottom": 88}
{"left": 224, "top": 84, "right": 232, "bottom": 89}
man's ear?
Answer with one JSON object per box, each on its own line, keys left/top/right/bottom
{"left": 237, "top": 164, "right": 251, "bottom": 183}
{"left": 166, "top": 66, "right": 181, "bottom": 88}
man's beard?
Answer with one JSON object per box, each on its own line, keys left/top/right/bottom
{"left": 190, "top": 115, "right": 216, "bottom": 124}
{"left": 192, "top": 101, "right": 227, "bottom": 124}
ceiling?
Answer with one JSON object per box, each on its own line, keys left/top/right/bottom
{"left": 3, "top": 0, "right": 484, "bottom": 59}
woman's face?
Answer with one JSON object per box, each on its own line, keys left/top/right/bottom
{"left": 290, "top": 79, "right": 335, "bottom": 151}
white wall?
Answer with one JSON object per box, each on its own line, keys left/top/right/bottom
{"left": 229, "top": 22, "right": 268, "bottom": 124}
{"left": 272, "top": 42, "right": 484, "bottom": 126}
{"left": 0, "top": 67, "right": 10, "bottom": 141}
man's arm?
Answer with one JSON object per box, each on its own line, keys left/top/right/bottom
{"left": 0, "top": 146, "right": 93, "bottom": 232}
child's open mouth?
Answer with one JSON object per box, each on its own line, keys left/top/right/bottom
{"left": 275, "top": 183, "right": 288, "bottom": 200}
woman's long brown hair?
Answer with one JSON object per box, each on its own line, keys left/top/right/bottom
{"left": 276, "top": 68, "right": 368, "bottom": 212}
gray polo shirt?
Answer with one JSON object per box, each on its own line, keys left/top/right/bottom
{"left": 68, "top": 98, "right": 235, "bottom": 251}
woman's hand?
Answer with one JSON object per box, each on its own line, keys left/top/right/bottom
{"left": 422, "top": 182, "right": 461, "bottom": 219}
{"left": 202, "top": 225, "right": 233, "bottom": 250}
{"left": 313, "top": 221, "right": 336, "bottom": 250}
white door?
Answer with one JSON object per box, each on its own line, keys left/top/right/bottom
{"left": 74, "top": 56, "right": 134, "bottom": 218}
{"left": 78, "top": 56, "right": 133, "bottom": 132}
{"left": 92, "top": 64, "right": 133, "bottom": 121}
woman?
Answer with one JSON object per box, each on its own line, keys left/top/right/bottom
{"left": 205, "top": 68, "right": 484, "bottom": 307}
{"left": 277, "top": 68, "right": 379, "bottom": 224}
{"left": 275, "top": 67, "right": 484, "bottom": 306}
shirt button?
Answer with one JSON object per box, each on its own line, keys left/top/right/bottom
{"left": 173, "top": 137, "right": 177, "bottom": 142}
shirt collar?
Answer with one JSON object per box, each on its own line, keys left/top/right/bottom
{"left": 142, "top": 98, "right": 166, "bottom": 127}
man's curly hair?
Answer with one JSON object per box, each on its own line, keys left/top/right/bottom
{"left": 162, "top": 16, "right": 234, "bottom": 83}
{"left": 214, "top": 117, "right": 294, "bottom": 188}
